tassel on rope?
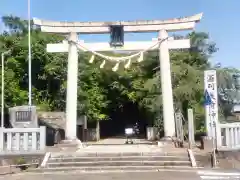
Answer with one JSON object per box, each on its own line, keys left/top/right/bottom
{"left": 124, "top": 59, "right": 131, "bottom": 69}
{"left": 100, "top": 60, "right": 106, "bottom": 69}
{"left": 112, "top": 62, "right": 120, "bottom": 72}
{"left": 89, "top": 55, "right": 95, "bottom": 63}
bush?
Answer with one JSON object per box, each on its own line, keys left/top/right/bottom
{"left": 14, "top": 157, "right": 28, "bottom": 171}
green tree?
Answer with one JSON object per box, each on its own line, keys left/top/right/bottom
{"left": 112, "top": 32, "right": 218, "bottom": 132}
{"left": 0, "top": 16, "right": 109, "bottom": 127}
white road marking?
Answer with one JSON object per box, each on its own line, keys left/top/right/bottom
{"left": 200, "top": 175, "right": 240, "bottom": 179}
{"left": 198, "top": 171, "right": 240, "bottom": 176}
{"left": 198, "top": 170, "right": 240, "bottom": 180}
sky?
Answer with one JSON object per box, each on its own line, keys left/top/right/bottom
{"left": 0, "top": 0, "right": 240, "bottom": 68}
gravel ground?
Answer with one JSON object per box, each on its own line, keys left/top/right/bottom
{"left": 217, "top": 151, "right": 240, "bottom": 169}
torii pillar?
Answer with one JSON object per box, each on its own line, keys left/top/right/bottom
{"left": 159, "top": 29, "right": 176, "bottom": 138}
{"left": 65, "top": 32, "right": 79, "bottom": 141}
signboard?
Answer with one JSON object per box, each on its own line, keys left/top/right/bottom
{"left": 204, "top": 70, "right": 218, "bottom": 137}
{"left": 125, "top": 128, "right": 133, "bottom": 135}
{"left": 15, "top": 110, "right": 32, "bottom": 122}
{"left": 9, "top": 106, "right": 38, "bottom": 128}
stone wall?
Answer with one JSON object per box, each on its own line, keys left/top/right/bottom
{"left": 37, "top": 111, "right": 66, "bottom": 130}
{"left": 37, "top": 112, "right": 97, "bottom": 142}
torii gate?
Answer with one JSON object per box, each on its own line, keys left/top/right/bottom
{"left": 33, "top": 13, "right": 202, "bottom": 142}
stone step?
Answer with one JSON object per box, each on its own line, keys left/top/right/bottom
{"left": 54, "top": 143, "right": 82, "bottom": 148}
{"left": 31, "top": 165, "right": 195, "bottom": 173}
{"left": 51, "top": 152, "right": 188, "bottom": 158}
{"left": 49, "top": 155, "right": 189, "bottom": 163}
{"left": 47, "top": 160, "right": 191, "bottom": 168}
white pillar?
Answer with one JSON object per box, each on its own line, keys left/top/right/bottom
{"left": 65, "top": 32, "right": 78, "bottom": 140}
{"left": 159, "top": 29, "right": 176, "bottom": 138}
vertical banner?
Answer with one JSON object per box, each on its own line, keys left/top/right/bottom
{"left": 204, "top": 70, "right": 218, "bottom": 137}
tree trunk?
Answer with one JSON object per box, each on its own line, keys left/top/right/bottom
{"left": 96, "top": 120, "right": 100, "bottom": 141}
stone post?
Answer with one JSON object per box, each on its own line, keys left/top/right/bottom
{"left": 188, "top": 109, "right": 195, "bottom": 148}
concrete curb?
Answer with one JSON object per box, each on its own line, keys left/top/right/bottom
{"left": 187, "top": 149, "right": 197, "bottom": 167}
{"left": 41, "top": 152, "right": 51, "bottom": 168}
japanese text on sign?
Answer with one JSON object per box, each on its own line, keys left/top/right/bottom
{"left": 204, "top": 70, "right": 218, "bottom": 122}
{"left": 204, "top": 70, "right": 219, "bottom": 136}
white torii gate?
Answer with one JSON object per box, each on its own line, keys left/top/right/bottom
{"left": 33, "top": 13, "right": 202, "bottom": 142}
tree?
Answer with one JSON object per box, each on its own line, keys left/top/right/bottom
{"left": 0, "top": 16, "right": 109, "bottom": 125}
{"left": 115, "top": 32, "right": 218, "bottom": 132}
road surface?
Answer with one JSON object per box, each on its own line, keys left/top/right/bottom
{"left": 198, "top": 170, "right": 240, "bottom": 179}
{"left": 1, "top": 169, "right": 240, "bottom": 180}
{"left": 0, "top": 171, "right": 199, "bottom": 180}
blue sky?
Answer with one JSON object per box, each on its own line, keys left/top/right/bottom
{"left": 1, "top": 0, "right": 239, "bottom": 67}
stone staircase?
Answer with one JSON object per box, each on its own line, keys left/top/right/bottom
{"left": 31, "top": 138, "right": 198, "bottom": 173}
{"left": 35, "top": 149, "right": 194, "bottom": 173}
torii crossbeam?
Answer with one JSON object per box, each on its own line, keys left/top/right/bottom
{"left": 33, "top": 13, "right": 203, "bottom": 143}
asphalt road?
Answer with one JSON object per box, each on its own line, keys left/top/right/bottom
{"left": 0, "top": 171, "right": 200, "bottom": 180}
{"left": 2, "top": 169, "right": 240, "bottom": 180}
